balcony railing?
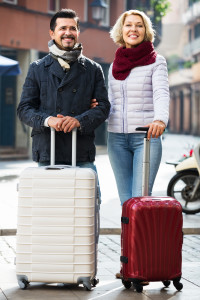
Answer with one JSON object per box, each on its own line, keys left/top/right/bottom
{"left": 183, "top": 36, "right": 200, "bottom": 58}
{"left": 182, "top": 1, "right": 200, "bottom": 24}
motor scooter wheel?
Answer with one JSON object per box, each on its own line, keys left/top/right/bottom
{"left": 167, "top": 170, "right": 200, "bottom": 214}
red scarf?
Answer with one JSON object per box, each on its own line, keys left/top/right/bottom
{"left": 112, "top": 41, "right": 157, "bottom": 80}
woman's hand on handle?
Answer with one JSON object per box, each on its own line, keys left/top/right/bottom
{"left": 145, "top": 121, "right": 166, "bottom": 140}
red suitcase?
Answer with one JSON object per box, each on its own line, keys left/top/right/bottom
{"left": 120, "top": 127, "right": 183, "bottom": 292}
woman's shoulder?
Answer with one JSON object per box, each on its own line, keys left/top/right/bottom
{"left": 155, "top": 54, "right": 167, "bottom": 65}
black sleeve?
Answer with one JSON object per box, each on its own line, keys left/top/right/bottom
{"left": 17, "top": 63, "right": 49, "bottom": 130}
{"left": 75, "top": 64, "right": 110, "bottom": 134}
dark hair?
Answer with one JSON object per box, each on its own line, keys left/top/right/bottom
{"left": 50, "top": 9, "right": 80, "bottom": 31}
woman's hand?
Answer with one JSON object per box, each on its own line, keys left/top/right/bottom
{"left": 145, "top": 121, "right": 166, "bottom": 140}
{"left": 90, "top": 98, "right": 98, "bottom": 109}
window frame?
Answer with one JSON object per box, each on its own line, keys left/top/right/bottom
{"left": 3, "top": 0, "right": 17, "bottom": 4}
{"left": 48, "top": 0, "right": 60, "bottom": 14}
{"left": 101, "top": 0, "right": 110, "bottom": 27}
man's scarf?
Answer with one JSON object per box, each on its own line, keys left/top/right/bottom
{"left": 112, "top": 41, "right": 157, "bottom": 80}
{"left": 48, "top": 40, "right": 83, "bottom": 71}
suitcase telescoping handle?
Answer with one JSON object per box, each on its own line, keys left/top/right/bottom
{"left": 50, "top": 127, "right": 77, "bottom": 167}
{"left": 135, "top": 127, "right": 150, "bottom": 196}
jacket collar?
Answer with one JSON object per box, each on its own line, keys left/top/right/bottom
{"left": 45, "top": 54, "right": 86, "bottom": 83}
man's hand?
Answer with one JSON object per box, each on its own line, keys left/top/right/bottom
{"left": 48, "top": 116, "right": 64, "bottom": 131}
{"left": 90, "top": 98, "right": 98, "bottom": 109}
{"left": 60, "top": 116, "right": 80, "bottom": 133}
{"left": 48, "top": 114, "right": 80, "bottom": 132}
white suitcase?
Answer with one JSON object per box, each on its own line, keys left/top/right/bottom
{"left": 16, "top": 128, "right": 99, "bottom": 290}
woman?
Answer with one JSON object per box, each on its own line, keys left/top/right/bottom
{"left": 106, "top": 9, "right": 169, "bottom": 207}
{"left": 106, "top": 9, "right": 169, "bottom": 280}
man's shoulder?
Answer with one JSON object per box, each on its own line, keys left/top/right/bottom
{"left": 79, "top": 55, "right": 101, "bottom": 70}
{"left": 31, "top": 54, "right": 52, "bottom": 68}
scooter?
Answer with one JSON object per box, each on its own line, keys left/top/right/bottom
{"left": 167, "top": 143, "right": 200, "bottom": 214}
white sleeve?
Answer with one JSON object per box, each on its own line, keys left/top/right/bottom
{"left": 152, "top": 56, "right": 170, "bottom": 126}
{"left": 44, "top": 116, "right": 52, "bottom": 127}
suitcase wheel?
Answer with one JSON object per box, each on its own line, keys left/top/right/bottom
{"left": 83, "top": 284, "right": 92, "bottom": 291}
{"left": 162, "top": 280, "right": 171, "bottom": 288}
{"left": 122, "top": 279, "right": 132, "bottom": 289}
{"left": 173, "top": 278, "right": 183, "bottom": 291}
{"left": 91, "top": 278, "right": 99, "bottom": 287}
{"left": 18, "top": 279, "right": 29, "bottom": 290}
{"left": 133, "top": 283, "right": 143, "bottom": 293}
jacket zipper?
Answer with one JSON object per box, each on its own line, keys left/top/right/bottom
{"left": 121, "top": 80, "right": 126, "bottom": 133}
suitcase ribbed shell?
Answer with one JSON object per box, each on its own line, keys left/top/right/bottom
{"left": 121, "top": 196, "right": 183, "bottom": 281}
{"left": 16, "top": 166, "right": 98, "bottom": 285}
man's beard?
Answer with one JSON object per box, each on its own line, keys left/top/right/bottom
{"left": 62, "top": 35, "right": 75, "bottom": 51}
{"left": 63, "top": 46, "right": 74, "bottom": 51}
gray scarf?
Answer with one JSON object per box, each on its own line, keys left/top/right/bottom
{"left": 48, "top": 40, "right": 83, "bottom": 71}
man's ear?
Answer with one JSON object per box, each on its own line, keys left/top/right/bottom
{"left": 49, "top": 29, "right": 54, "bottom": 39}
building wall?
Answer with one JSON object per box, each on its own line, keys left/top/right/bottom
{"left": 0, "top": 0, "right": 122, "bottom": 61}
{"left": 0, "top": 0, "right": 126, "bottom": 152}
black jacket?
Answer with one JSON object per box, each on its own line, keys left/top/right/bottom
{"left": 17, "top": 54, "right": 110, "bottom": 163}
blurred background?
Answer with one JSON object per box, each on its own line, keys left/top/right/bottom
{"left": 0, "top": 0, "right": 199, "bottom": 159}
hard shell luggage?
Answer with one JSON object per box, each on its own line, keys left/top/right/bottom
{"left": 16, "top": 128, "right": 99, "bottom": 290}
{"left": 120, "top": 127, "right": 183, "bottom": 292}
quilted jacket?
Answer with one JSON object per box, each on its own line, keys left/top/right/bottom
{"left": 107, "top": 54, "right": 169, "bottom": 133}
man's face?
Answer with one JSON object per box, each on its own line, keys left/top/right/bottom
{"left": 49, "top": 18, "right": 80, "bottom": 50}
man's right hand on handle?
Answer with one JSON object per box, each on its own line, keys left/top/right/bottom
{"left": 48, "top": 114, "right": 80, "bottom": 132}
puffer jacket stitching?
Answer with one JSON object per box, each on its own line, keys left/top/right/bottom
{"left": 107, "top": 55, "right": 169, "bottom": 133}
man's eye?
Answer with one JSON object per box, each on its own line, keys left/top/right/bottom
{"left": 71, "top": 27, "right": 77, "bottom": 31}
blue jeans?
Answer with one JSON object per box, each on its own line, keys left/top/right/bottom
{"left": 38, "top": 161, "right": 101, "bottom": 204}
{"left": 107, "top": 132, "right": 162, "bottom": 206}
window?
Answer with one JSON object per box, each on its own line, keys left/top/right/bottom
{"left": 189, "top": 28, "right": 192, "bottom": 42}
{"left": 48, "top": 0, "right": 60, "bottom": 13}
{"left": 3, "top": 0, "right": 17, "bottom": 4}
{"left": 194, "top": 23, "right": 200, "bottom": 39}
{"left": 101, "top": 0, "right": 110, "bottom": 27}
{"left": 127, "top": 0, "right": 150, "bottom": 10}
{"left": 84, "top": 0, "right": 88, "bottom": 22}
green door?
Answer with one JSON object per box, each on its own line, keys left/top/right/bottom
{"left": 0, "top": 75, "right": 16, "bottom": 146}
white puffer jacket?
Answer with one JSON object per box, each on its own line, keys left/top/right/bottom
{"left": 107, "top": 54, "right": 169, "bottom": 133}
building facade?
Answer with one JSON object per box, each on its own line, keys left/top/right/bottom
{"left": 160, "top": 0, "right": 200, "bottom": 135}
{"left": 0, "top": 0, "right": 163, "bottom": 157}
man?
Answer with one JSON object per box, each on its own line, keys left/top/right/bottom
{"left": 17, "top": 9, "right": 110, "bottom": 170}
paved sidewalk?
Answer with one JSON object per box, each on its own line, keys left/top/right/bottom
{"left": 0, "top": 133, "right": 200, "bottom": 299}
{"left": 0, "top": 235, "right": 200, "bottom": 299}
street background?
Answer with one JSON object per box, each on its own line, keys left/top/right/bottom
{"left": 1, "top": 133, "right": 200, "bottom": 231}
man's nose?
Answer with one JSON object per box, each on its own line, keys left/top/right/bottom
{"left": 65, "top": 28, "right": 72, "bottom": 35}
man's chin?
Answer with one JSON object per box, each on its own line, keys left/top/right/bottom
{"left": 62, "top": 43, "right": 75, "bottom": 51}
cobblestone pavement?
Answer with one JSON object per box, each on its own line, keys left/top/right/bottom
{"left": 1, "top": 235, "right": 200, "bottom": 266}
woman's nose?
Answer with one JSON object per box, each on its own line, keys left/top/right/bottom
{"left": 130, "top": 25, "right": 137, "bottom": 31}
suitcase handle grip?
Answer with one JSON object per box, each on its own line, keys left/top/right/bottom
{"left": 136, "top": 127, "right": 149, "bottom": 138}
{"left": 50, "top": 127, "right": 77, "bottom": 167}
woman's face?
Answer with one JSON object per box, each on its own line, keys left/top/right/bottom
{"left": 122, "top": 14, "right": 146, "bottom": 48}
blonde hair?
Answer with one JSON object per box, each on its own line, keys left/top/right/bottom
{"left": 110, "top": 10, "right": 155, "bottom": 46}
